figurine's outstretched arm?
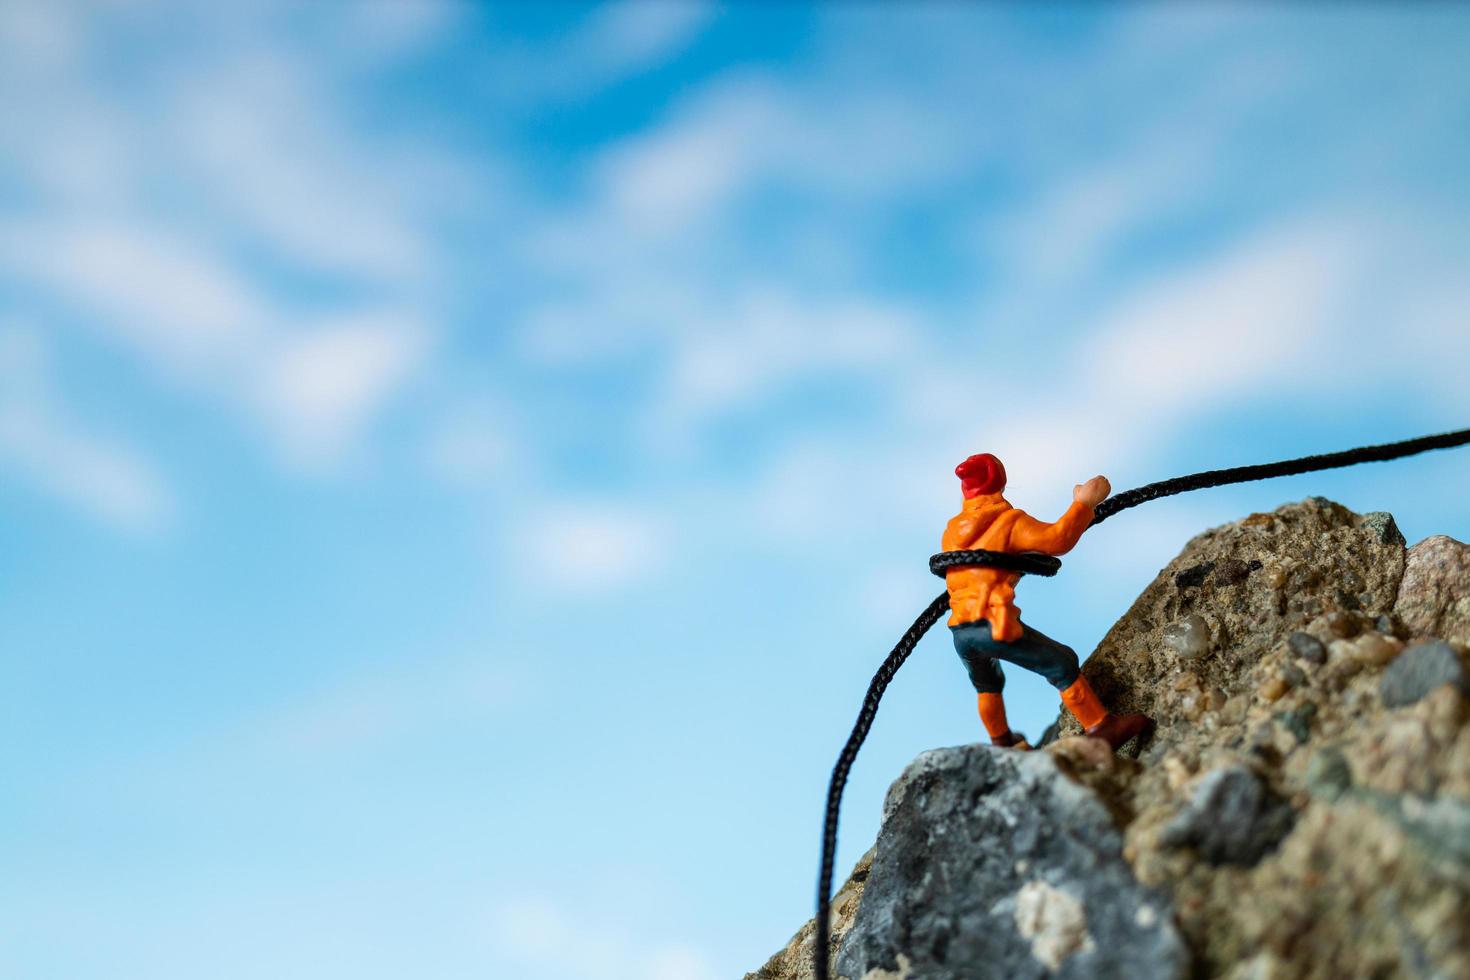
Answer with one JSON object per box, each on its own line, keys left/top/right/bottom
{"left": 1010, "top": 475, "right": 1111, "bottom": 555}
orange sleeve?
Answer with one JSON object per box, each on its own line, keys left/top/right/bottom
{"left": 1008, "top": 500, "right": 1095, "bottom": 555}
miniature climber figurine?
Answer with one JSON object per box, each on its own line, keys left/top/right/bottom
{"left": 943, "top": 453, "right": 1153, "bottom": 751}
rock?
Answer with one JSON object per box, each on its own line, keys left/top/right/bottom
{"left": 1175, "top": 562, "right": 1215, "bottom": 589}
{"left": 1276, "top": 702, "right": 1318, "bottom": 744}
{"left": 1321, "top": 611, "right": 1362, "bottom": 640}
{"left": 1396, "top": 535, "right": 1470, "bottom": 645}
{"left": 1258, "top": 675, "right": 1288, "bottom": 702}
{"left": 1379, "top": 640, "right": 1470, "bottom": 708}
{"left": 1054, "top": 499, "right": 1405, "bottom": 743}
{"left": 1045, "top": 734, "right": 1116, "bottom": 773}
{"left": 1287, "top": 631, "right": 1326, "bottom": 665}
{"left": 1351, "top": 632, "right": 1402, "bottom": 667}
{"left": 1361, "top": 511, "right": 1406, "bottom": 547}
{"left": 837, "top": 745, "right": 1185, "bottom": 980}
{"left": 1305, "top": 746, "right": 1353, "bottom": 800}
{"left": 1374, "top": 612, "right": 1407, "bottom": 639}
{"left": 756, "top": 501, "right": 1470, "bottom": 980}
{"left": 1162, "top": 614, "right": 1212, "bottom": 661}
{"left": 1159, "top": 764, "right": 1295, "bottom": 867}
{"left": 746, "top": 852, "right": 872, "bottom": 980}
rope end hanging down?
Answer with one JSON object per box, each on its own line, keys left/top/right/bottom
{"left": 813, "top": 591, "right": 949, "bottom": 980}
{"left": 812, "top": 424, "right": 1470, "bottom": 980}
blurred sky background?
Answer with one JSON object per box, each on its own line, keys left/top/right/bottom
{"left": 2, "top": 2, "right": 1470, "bottom": 978}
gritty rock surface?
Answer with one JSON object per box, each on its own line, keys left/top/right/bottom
{"left": 836, "top": 745, "right": 1185, "bottom": 980}
{"left": 745, "top": 851, "right": 873, "bottom": 980}
{"left": 1158, "top": 764, "right": 1293, "bottom": 867}
{"left": 752, "top": 501, "right": 1470, "bottom": 979}
{"left": 1396, "top": 535, "right": 1470, "bottom": 645}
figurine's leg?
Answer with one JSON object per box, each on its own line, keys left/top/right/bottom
{"left": 951, "top": 620, "right": 1028, "bottom": 748}
{"left": 985, "top": 623, "right": 1154, "bottom": 752}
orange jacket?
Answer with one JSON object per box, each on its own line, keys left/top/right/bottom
{"left": 941, "top": 494, "right": 1095, "bottom": 640}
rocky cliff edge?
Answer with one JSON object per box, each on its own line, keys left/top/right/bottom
{"left": 750, "top": 499, "right": 1470, "bottom": 980}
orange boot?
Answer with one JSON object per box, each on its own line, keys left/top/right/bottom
{"left": 978, "top": 692, "right": 1030, "bottom": 749}
{"left": 1059, "top": 676, "right": 1153, "bottom": 750}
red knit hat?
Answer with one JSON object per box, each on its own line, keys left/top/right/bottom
{"left": 956, "top": 453, "right": 1006, "bottom": 499}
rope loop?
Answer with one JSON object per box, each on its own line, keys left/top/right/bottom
{"left": 928, "top": 549, "right": 1061, "bottom": 578}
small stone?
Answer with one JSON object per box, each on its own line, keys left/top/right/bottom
{"left": 1259, "top": 675, "right": 1289, "bottom": 702}
{"left": 1175, "top": 562, "right": 1216, "bottom": 589}
{"left": 1163, "top": 755, "right": 1193, "bottom": 791}
{"left": 1164, "top": 614, "right": 1212, "bottom": 661}
{"left": 1044, "top": 735, "right": 1115, "bottom": 773}
{"left": 1264, "top": 565, "right": 1288, "bottom": 588}
{"left": 1305, "top": 746, "right": 1353, "bottom": 800}
{"left": 1375, "top": 613, "right": 1406, "bottom": 639}
{"left": 1275, "top": 702, "right": 1318, "bottom": 744}
{"left": 1172, "top": 671, "right": 1202, "bottom": 692}
{"left": 1013, "top": 880, "right": 1095, "bottom": 971}
{"left": 1287, "top": 631, "right": 1327, "bottom": 665}
{"left": 1221, "top": 694, "right": 1250, "bottom": 724}
{"left": 1360, "top": 511, "right": 1406, "bottom": 547}
{"left": 1160, "top": 765, "right": 1295, "bottom": 866}
{"left": 1204, "top": 687, "right": 1228, "bottom": 712}
{"left": 1280, "top": 662, "right": 1307, "bottom": 688}
{"left": 1380, "top": 640, "right": 1470, "bottom": 708}
{"left": 1323, "top": 611, "right": 1362, "bottom": 640}
{"left": 1352, "top": 632, "right": 1402, "bottom": 668}
{"left": 1215, "top": 558, "right": 1253, "bottom": 585}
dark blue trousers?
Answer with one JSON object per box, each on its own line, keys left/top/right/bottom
{"left": 951, "top": 619, "right": 1081, "bottom": 693}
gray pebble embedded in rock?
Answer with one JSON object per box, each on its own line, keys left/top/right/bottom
{"left": 1305, "top": 747, "right": 1353, "bottom": 801}
{"left": 1287, "top": 631, "right": 1327, "bottom": 665}
{"left": 1379, "top": 640, "right": 1470, "bottom": 708}
{"left": 1360, "top": 511, "right": 1406, "bottom": 547}
{"left": 1159, "top": 765, "right": 1294, "bottom": 867}
{"left": 838, "top": 744, "right": 1185, "bottom": 980}
{"left": 1163, "top": 614, "right": 1212, "bottom": 661}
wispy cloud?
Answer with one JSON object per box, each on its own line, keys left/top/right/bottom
{"left": 0, "top": 6, "right": 455, "bottom": 480}
{"left": 0, "top": 325, "right": 174, "bottom": 532}
{"left": 253, "top": 312, "right": 431, "bottom": 468}
{"left": 516, "top": 503, "right": 670, "bottom": 594}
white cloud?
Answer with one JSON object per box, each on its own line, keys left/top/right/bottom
{"left": 172, "top": 53, "right": 433, "bottom": 283}
{"left": 651, "top": 290, "right": 920, "bottom": 446}
{"left": 591, "top": 74, "right": 967, "bottom": 234}
{"left": 519, "top": 504, "right": 669, "bottom": 593}
{"left": 254, "top": 313, "right": 430, "bottom": 467}
{"left": 7, "top": 222, "right": 271, "bottom": 376}
{"left": 342, "top": 0, "right": 462, "bottom": 62}
{"left": 423, "top": 401, "right": 517, "bottom": 489}
{"left": 0, "top": 326, "right": 174, "bottom": 533}
{"left": 2, "top": 220, "right": 432, "bottom": 469}
{"left": 1082, "top": 222, "right": 1348, "bottom": 414}
{"left": 575, "top": 0, "right": 715, "bottom": 78}
{"left": 0, "top": 6, "right": 458, "bottom": 479}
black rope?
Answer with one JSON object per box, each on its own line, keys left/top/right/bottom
{"left": 813, "top": 424, "right": 1470, "bottom": 980}
{"left": 814, "top": 591, "right": 949, "bottom": 979}
{"left": 927, "top": 549, "right": 1061, "bottom": 578}
{"left": 1089, "top": 425, "right": 1470, "bottom": 527}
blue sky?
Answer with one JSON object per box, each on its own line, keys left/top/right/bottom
{"left": 2, "top": 3, "right": 1469, "bottom": 978}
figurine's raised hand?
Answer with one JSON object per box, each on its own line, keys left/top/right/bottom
{"left": 1074, "top": 475, "right": 1111, "bottom": 508}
